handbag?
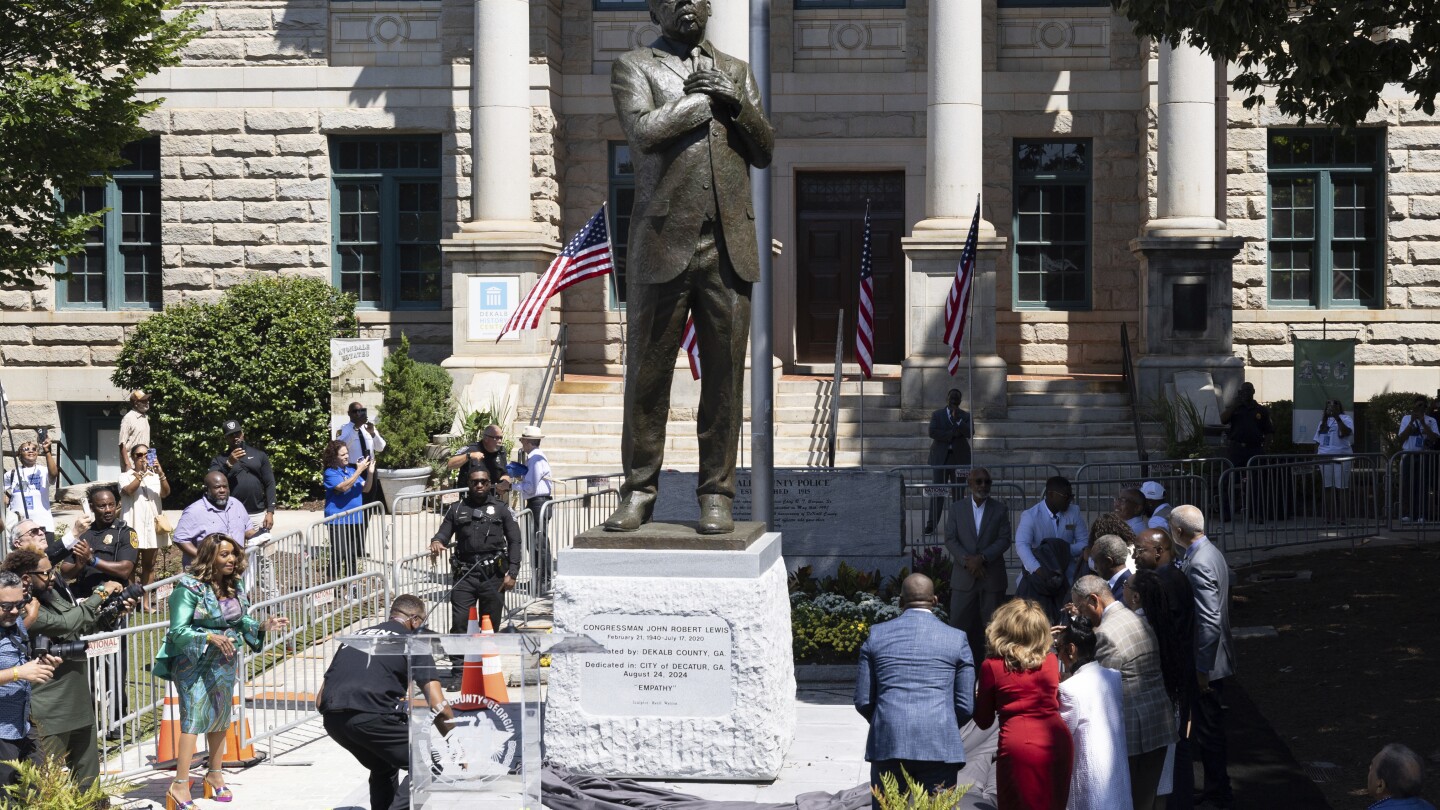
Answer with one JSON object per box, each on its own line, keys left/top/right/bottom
{"left": 155, "top": 512, "right": 174, "bottom": 535}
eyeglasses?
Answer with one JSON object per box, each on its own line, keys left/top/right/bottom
{"left": 469, "top": 478, "right": 491, "bottom": 486}
{"left": 397, "top": 612, "right": 425, "bottom": 625}
{"left": 21, "top": 528, "right": 44, "bottom": 537}
{"left": 23, "top": 569, "right": 53, "bottom": 581}
{"left": 132, "top": 451, "right": 147, "bottom": 458}
{"left": 0, "top": 601, "right": 26, "bottom": 612}
{"left": 971, "top": 478, "right": 993, "bottom": 485}
{"left": 483, "top": 433, "right": 502, "bottom": 440}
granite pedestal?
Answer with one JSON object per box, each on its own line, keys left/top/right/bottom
{"left": 546, "top": 527, "right": 796, "bottom": 780}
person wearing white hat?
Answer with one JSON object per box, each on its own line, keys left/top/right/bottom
{"left": 517, "top": 426, "right": 553, "bottom": 520}
{"left": 1140, "top": 481, "right": 1171, "bottom": 530}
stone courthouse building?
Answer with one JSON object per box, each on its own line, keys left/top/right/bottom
{"left": 4, "top": 0, "right": 1438, "bottom": 477}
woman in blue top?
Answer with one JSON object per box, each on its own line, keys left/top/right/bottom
{"left": 322, "top": 439, "right": 373, "bottom": 579}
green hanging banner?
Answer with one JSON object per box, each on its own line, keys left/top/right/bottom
{"left": 1292, "top": 339, "right": 1356, "bottom": 444}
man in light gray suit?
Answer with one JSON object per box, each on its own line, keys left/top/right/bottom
{"left": 855, "top": 574, "right": 975, "bottom": 810}
{"left": 924, "top": 389, "right": 972, "bottom": 534}
{"left": 1170, "top": 504, "right": 1235, "bottom": 808}
{"left": 943, "top": 467, "right": 1010, "bottom": 658}
{"left": 1073, "top": 575, "right": 1177, "bottom": 810}
{"left": 602, "top": 0, "right": 774, "bottom": 536}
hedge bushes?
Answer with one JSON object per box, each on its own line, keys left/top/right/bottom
{"left": 112, "top": 277, "right": 357, "bottom": 506}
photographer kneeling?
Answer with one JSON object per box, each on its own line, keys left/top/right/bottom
{"left": 0, "top": 550, "right": 137, "bottom": 798}
{"left": 0, "top": 570, "right": 60, "bottom": 790}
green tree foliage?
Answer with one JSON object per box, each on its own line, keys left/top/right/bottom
{"left": 0, "top": 0, "right": 199, "bottom": 282}
{"left": 112, "top": 277, "right": 357, "bottom": 506}
{"left": 413, "top": 360, "right": 457, "bottom": 437}
{"left": 1115, "top": 0, "right": 1439, "bottom": 127}
{"left": 1365, "top": 391, "right": 1430, "bottom": 456}
{"left": 377, "top": 334, "right": 437, "bottom": 469}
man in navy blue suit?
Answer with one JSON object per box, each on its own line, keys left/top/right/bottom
{"left": 854, "top": 574, "right": 976, "bottom": 808}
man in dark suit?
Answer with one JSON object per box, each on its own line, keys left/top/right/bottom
{"left": 925, "top": 389, "right": 972, "bottom": 534}
{"left": 1090, "top": 533, "right": 1132, "bottom": 601}
{"left": 1170, "top": 504, "right": 1236, "bottom": 808}
{"left": 943, "top": 467, "right": 1009, "bottom": 658}
{"left": 602, "top": 0, "right": 774, "bottom": 536}
{"left": 855, "top": 574, "right": 975, "bottom": 810}
{"left": 1133, "top": 526, "right": 1197, "bottom": 810}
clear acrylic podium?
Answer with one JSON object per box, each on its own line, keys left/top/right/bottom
{"left": 335, "top": 632, "right": 601, "bottom": 809}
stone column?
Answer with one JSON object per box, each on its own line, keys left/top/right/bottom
{"left": 442, "top": 0, "right": 559, "bottom": 401}
{"left": 1132, "top": 38, "right": 1243, "bottom": 401}
{"left": 1146, "top": 39, "right": 1225, "bottom": 236}
{"left": 901, "top": 0, "right": 1007, "bottom": 419}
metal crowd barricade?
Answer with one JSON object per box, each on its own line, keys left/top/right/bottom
{"left": 245, "top": 527, "right": 318, "bottom": 604}
{"left": 1075, "top": 457, "right": 1233, "bottom": 508}
{"left": 1386, "top": 450, "right": 1440, "bottom": 539}
{"left": 535, "top": 488, "right": 620, "bottom": 594}
{"left": 388, "top": 488, "right": 465, "bottom": 565}
{"left": 1218, "top": 454, "right": 1387, "bottom": 559}
{"left": 303, "top": 501, "right": 388, "bottom": 584}
{"left": 1070, "top": 473, "right": 1215, "bottom": 541}
{"left": 889, "top": 464, "right": 1062, "bottom": 506}
{"left": 898, "top": 481, "right": 1030, "bottom": 579}
{"left": 238, "top": 570, "right": 389, "bottom": 755}
{"left": 553, "top": 473, "right": 624, "bottom": 500}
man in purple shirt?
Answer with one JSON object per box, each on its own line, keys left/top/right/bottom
{"left": 173, "top": 471, "right": 254, "bottom": 566}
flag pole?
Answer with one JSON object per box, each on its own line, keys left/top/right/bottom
{"left": 967, "top": 194, "right": 978, "bottom": 469}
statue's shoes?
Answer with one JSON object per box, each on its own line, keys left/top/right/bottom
{"left": 697, "top": 495, "right": 734, "bottom": 535}
{"left": 603, "top": 494, "right": 655, "bottom": 532}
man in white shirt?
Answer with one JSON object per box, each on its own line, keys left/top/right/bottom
{"left": 1141, "top": 480, "right": 1172, "bottom": 530}
{"left": 336, "top": 401, "right": 387, "bottom": 521}
{"left": 1015, "top": 475, "right": 1088, "bottom": 586}
{"left": 517, "top": 425, "right": 553, "bottom": 518}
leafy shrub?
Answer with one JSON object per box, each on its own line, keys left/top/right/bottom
{"left": 1150, "top": 393, "right": 1206, "bottom": 459}
{"left": 2, "top": 754, "right": 128, "bottom": 808}
{"left": 791, "top": 591, "right": 904, "bottom": 663}
{"left": 413, "top": 360, "right": 457, "bottom": 438}
{"left": 112, "top": 277, "right": 356, "bottom": 507}
{"left": 1365, "top": 391, "right": 1429, "bottom": 457}
{"left": 788, "top": 561, "right": 897, "bottom": 601}
{"left": 873, "top": 766, "right": 970, "bottom": 810}
{"left": 1264, "top": 399, "right": 1308, "bottom": 455}
{"left": 910, "top": 546, "right": 954, "bottom": 607}
{"left": 377, "top": 334, "right": 434, "bottom": 470}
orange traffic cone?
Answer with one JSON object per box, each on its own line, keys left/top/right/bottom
{"left": 452, "top": 611, "right": 509, "bottom": 709}
{"left": 154, "top": 685, "right": 182, "bottom": 770}
{"left": 219, "top": 683, "right": 264, "bottom": 767}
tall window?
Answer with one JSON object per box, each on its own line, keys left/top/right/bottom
{"left": 1012, "top": 140, "right": 1091, "bottom": 310}
{"left": 608, "top": 143, "right": 635, "bottom": 309}
{"left": 795, "top": 0, "right": 904, "bottom": 8}
{"left": 331, "top": 136, "right": 443, "bottom": 310}
{"left": 60, "top": 139, "right": 162, "bottom": 310}
{"left": 1267, "top": 129, "right": 1383, "bottom": 308}
{"left": 593, "top": 0, "right": 647, "bottom": 9}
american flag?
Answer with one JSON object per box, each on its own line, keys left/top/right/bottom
{"left": 855, "top": 203, "right": 875, "bottom": 379}
{"left": 497, "top": 206, "right": 613, "bottom": 341}
{"left": 943, "top": 201, "right": 980, "bottom": 375}
{"left": 681, "top": 316, "right": 701, "bottom": 380}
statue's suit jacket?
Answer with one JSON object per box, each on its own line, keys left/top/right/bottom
{"left": 611, "top": 37, "right": 773, "bottom": 283}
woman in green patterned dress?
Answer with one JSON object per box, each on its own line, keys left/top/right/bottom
{"left": 155, "top": 533, "right": 288, "bottom": 809}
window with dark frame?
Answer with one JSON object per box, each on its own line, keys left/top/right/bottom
{"left": 330, "top": 136, "right": 444, "bottom": 310}
{"left": 794, "top": 0, "right": 904, "bottom": 9}
{"left": 608, "top": 142, "right": 635, "bottom": 308}
{"left": 1012, "top": 140, "right": 1091, "bottom": 310}
{"left": 59, "top": 138, "right": 163, "bottom": 311}
{"left": 593, "top": 0, "right": 648, "bottom": 9}
{"left": 1266, "top": 129, "right": 1383, "bottom": 309}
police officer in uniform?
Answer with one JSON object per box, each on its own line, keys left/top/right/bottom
{"left": 59, "top": 485, "right": 138, "bottom": 741}
{"left": 319, "top": 594, "right": 454, "bottom": 810}
{"left": 429, "top": 469, "right": 521, "bottom": 639}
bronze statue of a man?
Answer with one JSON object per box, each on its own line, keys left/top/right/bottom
{"left": 603, "top": 0, "right": 774, "bottom": 535}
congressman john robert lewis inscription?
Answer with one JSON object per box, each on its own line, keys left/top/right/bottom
{"left": 578, "top": 614, "right": 733, "bottom": 717}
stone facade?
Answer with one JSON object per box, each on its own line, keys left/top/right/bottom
{"left": 5, "top": 0, "right": 1439, "bottom": 475}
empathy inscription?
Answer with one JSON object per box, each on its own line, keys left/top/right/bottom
{"left": 578, "top": 614, "right": 733, "bottom": 717}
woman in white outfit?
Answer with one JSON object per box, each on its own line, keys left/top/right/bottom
{"left": 1056, "top": 614, "right": 1133, "bottom": 810}
{"left": 1313, "top": 399, "right": 1355, "bottom": 524}
{"left": 119, "top": 443, "right": 171, "bottom": 592}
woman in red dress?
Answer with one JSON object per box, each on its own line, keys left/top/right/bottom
{"left": 973, "top": 598, "right": 1075, "bottom": 810}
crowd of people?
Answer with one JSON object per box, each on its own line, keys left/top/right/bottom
{"left": 0, "top": 391, "right": 552, "bottom": 806}
{"left": 858, "top": 470, "right": 1433, "bottom": 810}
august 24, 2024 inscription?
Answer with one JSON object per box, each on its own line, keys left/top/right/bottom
{"left": 578, "top": 614, "right": 733, "bottom": 717}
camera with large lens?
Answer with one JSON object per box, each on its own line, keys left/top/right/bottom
{"left": 32, "top": 634, "right": 89, "bottom": 661}
{"left": 95, "top": 583, "right": 145, "bottom": 631}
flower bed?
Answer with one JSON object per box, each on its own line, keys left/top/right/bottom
{"left": 789, "top": 553, "right": 953, "bottom": 665}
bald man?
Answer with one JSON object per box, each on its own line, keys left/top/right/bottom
{"left": 855, "top": 574, "right": 975, "bottom": 810}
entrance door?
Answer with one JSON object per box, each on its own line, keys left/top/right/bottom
{"left": 795, "top": 172, "right": 905, "bottom": 365}
{"left": 59, "top": 402, "right": 125, "bottom": 484}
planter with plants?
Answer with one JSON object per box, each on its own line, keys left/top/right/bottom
{"left": 375, "top": 334, "right": 455, "bottom": 512}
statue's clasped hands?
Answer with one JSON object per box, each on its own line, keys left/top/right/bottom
{"left": 685, "top": 68, "right": 740, "bottom": 111}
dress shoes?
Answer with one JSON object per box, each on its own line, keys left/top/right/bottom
{"left": 697, "top": 495, "right": 734, "bottom": 535}
{"left": 603, "top": 493, "right": 655, "bottom": 532}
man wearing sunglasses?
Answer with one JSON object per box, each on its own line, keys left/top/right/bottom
{"left": 0, "top": 570, "right": 59, "bottom": 790}
{"left": 0, "top": 550, "right": 133, "bottom": 797}
{"left": 430, "top": 470, "right": 521, "bottom": 684}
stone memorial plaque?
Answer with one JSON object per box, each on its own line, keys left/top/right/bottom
{"left": 577, "top": 614, "right": 733, "bottom": 717}
{"left": 652, "top": 469, "right": 904, "bottom": 573}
